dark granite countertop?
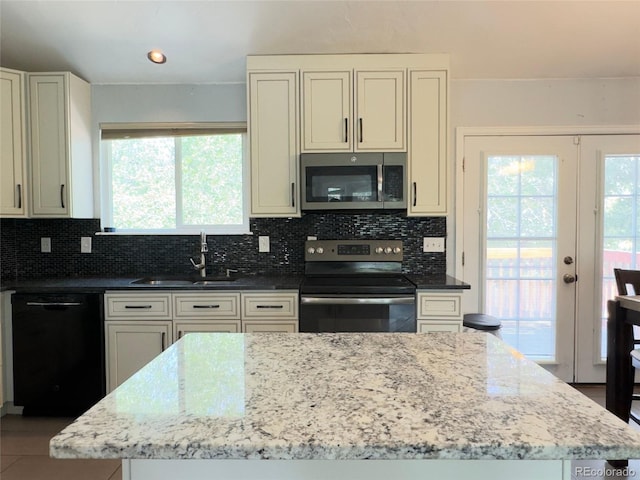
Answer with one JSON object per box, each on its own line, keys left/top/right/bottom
{"left": 1, "top": 275, "right": 304, "bottom": 294}
{"left": 406, "top": 274, "right": 470, "bottom": 290}
{"left": 2, "top": 274, "right": 468, "bottom": 294}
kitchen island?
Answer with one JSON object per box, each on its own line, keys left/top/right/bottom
{"left": 50, "top": 333, "right": 640, "bottom": 479}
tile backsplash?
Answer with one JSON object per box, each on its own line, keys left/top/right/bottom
{"left": 1, "top": 213, "right": 445, "bottom": 281}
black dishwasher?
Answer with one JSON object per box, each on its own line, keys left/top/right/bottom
{"left": 12, "top": 293, "right": 105, "bottom": 416}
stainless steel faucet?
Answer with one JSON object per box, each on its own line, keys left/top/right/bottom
{"left": 189, "top": 231, "right": 209, "bottom": 277}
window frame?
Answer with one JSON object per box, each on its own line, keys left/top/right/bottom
{"left": 99, "top": 122, "right": 250, "bottom": 235}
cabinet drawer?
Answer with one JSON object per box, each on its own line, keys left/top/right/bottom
{"left": 174, "top": 293, "right": 240, "bottom": 319}
{"left": 242, "top": 292, "right": 298, "bottom": 319}
{"left": 105, "top": 293, "right": 172, "bottom": 319}
{"left": 417, "top": 292, "right": 461, "bottom": 319}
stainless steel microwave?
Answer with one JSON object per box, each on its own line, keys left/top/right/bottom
{"left": 301, "top": 153, "right": 407, "bottom": 210}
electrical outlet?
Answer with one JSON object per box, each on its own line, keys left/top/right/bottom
{"left": 81, "top": 236, "right": 92, "bottom": 253}
{"left": 41, "top": 237, "right": 51, "bottom": 253}
{"left": 423, "top": 237, "right": 445, "bottom": 253}
{"left": 258, "top": 236, "right": 270, "bottom": 253}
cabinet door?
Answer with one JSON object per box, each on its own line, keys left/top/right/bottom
{"left": 0, "top": 69, "right": 27, "bottom": 217}
{"left": 248, "top": 72, "right": 300, "bottom": 217}
{"left": 407, "top": 70, "right": 448, "bottom": 215}
{"left": 355, "top": 70, "right": 405, "bottom": 152}
{"left": 243, "top": 321, "right": 298, "bottom": 333}
{"left": 29, "top": 74, "right": 69, "bottom": 216}
{"left": 105, "top": 322, "right": 172, "bottom": 392}
{"left": 174, "top": 321, "right": 241, "bottom": 340}
{"left": 302, "top": 71, "right": 352, "bottom": 152}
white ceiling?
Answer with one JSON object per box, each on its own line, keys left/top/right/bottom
{"left": 1, "top": 0, "right": 639, "bottom": 85}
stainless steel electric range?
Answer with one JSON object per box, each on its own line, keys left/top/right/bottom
{"left": 299, "top": 239, "right": 417, "bottom": 333}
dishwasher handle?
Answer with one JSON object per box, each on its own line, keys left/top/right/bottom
{"left": 26, "top": 302, "right": 83, "bottom": 307}
{"left": 301, "top": 296, "right": 415, "bottom": 306}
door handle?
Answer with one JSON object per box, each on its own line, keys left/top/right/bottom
{"left": 563, "top": 274, "right": 577, "bottom": 284}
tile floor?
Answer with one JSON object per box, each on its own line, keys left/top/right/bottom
{"left": 0, "top": 415, "right": 120, "bottom": 480}
{"left": 0, "top": 385, "right": 638, "bottom": 480}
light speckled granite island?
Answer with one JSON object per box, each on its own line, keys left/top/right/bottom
{"left": 51, "top": 333, "right": 640, "bottom": 480}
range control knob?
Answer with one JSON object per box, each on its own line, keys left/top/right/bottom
{"left": 384, "top": 247, "right": 393, "bottom": 254}
{"left": 375, "top": 247, "right": 384, "bottom": 254}
{"left": 316, "top": 247, "right": 324, "bottom": 254}
{"left": 307, "top": 247, "right": 315, "bottom": 254}
{"left": 393, "top": 247, "right": 402, "bottom": 254}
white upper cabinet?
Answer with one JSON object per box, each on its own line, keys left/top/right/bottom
{"left": 354, "top": 70, "right": 405, "bottom": 152}
{"left": 248, "top": 71, "right": 300, "bottom": 217}
{"left": 302, "top": 71, "right": 352, "bottom": 151}
{"left": 247, "top": 54, "right": 448, "bottom": 217}
{"left": 407, "top": 70, "right": 448, "bottom": 216}
{"left": 29, "top": 72, "right": 93, "bottom": 218}
{"left": 301, "top": 69, "right": 405, "bottom": 152}
{"left": 0, "top": 68, "right": 28, "bottom": 217}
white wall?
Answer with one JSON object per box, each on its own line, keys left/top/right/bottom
{"left": 451, "top": 78, "right": 640, "bottom": 127}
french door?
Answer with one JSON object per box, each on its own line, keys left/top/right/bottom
{"left": 461, "top": 133, "right": 640, "bottom": 383}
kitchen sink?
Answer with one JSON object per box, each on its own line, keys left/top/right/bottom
{"left": 131, "top": 276, "right": 237, "bottom": 285}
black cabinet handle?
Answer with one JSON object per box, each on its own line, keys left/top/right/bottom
{"left": 359, "top": 118, "right": 363, "bottom": 143}
{"left": 256, "top": 305, "right": 284, "bottom": 309}
{"left": 60, "top": 184, "right": 66, "bottom": 209}
{"left": 413, "top": 182, "right": 417, "bottom": 207}
{"left": 291, "top": 182, "right": 295, "bottom": 208}
{"left": 17, "top": 184, "right": 22, "bottom": 209}
{"left": 161, "top": 332, "right": 166, "bottom": 351}
{"left": 124, "top": 305, "right": 153, "bottom": 309}
{"left": 344, "top": 118, "right": 348, "bottom": 143}
{"left": 192, "top": 305, "right": 220, "bottom": 309}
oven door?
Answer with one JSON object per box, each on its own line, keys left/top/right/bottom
{"left": 299, "top": 295, "right": 416, "bottom": 333}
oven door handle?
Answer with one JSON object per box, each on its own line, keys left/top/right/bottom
{"left": 300, "top": 296, "right": 415, "bottom": 305}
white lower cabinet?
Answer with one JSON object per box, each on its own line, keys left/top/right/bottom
{"left": 243, "top": 321, "right": 297, "bottom": 333}
{"left": 241, "top": 291, "right": 299, "bottom": 333}
{"left": 105, "top": 321, "right": 172, "bottom": 392}
{"left": 104, "top": 290, "right": 299, "bottom": 391}
{"left": 416, "top": 291, "right": 462, "bottom": 333}
{"left": 174, "top": 321, "right": 241, "bottom": 340}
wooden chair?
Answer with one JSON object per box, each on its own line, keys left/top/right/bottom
{"left": 614, "top": 268, "right": 640, "bottom": 297}
{"left": 613, "top": 268, "right": 640, "bottom": 424}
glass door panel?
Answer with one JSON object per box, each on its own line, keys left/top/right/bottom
{"left": 485, "top": 155, "right": 558, "bottom": 361}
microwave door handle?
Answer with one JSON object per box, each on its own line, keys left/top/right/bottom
{"left": 377, "top": 164, "right": 384, "bottom": 202}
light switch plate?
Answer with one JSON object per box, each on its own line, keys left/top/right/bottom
{"left": 423, "top": 237, "right": 445, "bottom": 253}
{"left": 258, "top": 236, "right": 270, "bottom": 253}
{"left": 81, "top": 236, "right": 92, "bottom": 253}
{"left": 41, "top": 237, "right": 51, "bottom": 253}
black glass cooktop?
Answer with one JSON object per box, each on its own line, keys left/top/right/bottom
{"left": 300, "top": 275, "right": 416, "bottom": 295}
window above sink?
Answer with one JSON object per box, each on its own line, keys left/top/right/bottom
{"left": 100, "top": 122, "right": 250, "bottom": 235}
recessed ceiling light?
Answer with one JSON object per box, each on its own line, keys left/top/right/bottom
{"left": 147, "top": 50, "right": 167, "bottom": 64}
